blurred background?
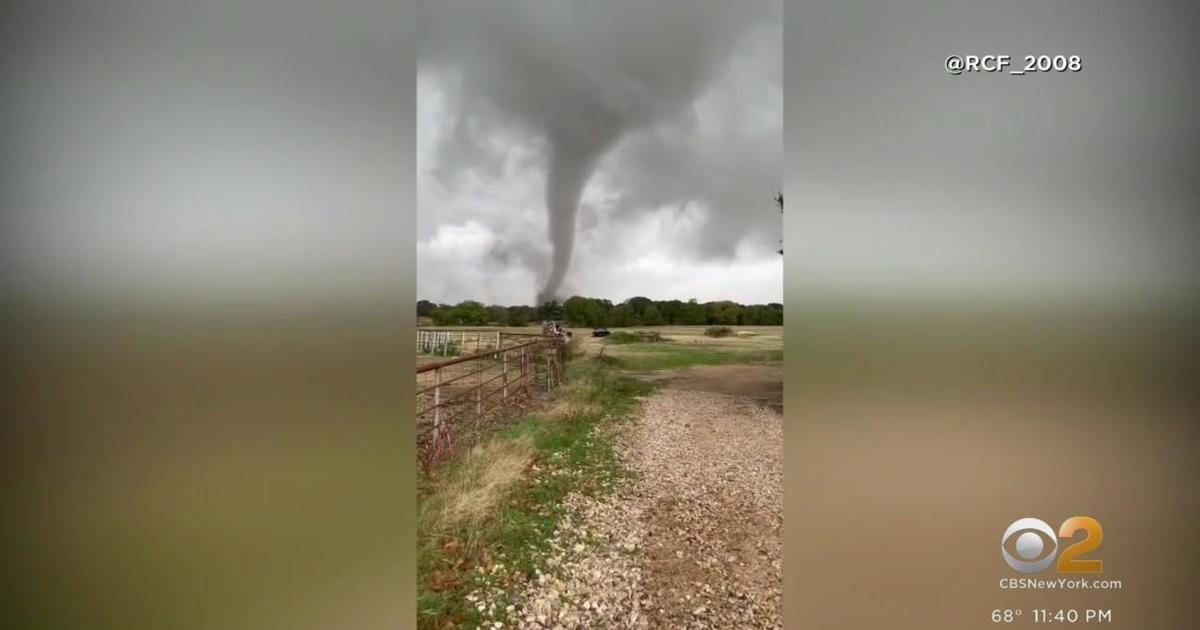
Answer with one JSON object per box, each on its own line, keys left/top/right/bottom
{"left": 1, "top": 1, "right": 416, "bottom": 627}
{"left": 2, "top": 1, "right": 1197, "bottom": 628}
{"left": 786, "top": 1, "right": 1200, "bottom": 628}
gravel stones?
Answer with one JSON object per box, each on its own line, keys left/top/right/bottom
{"left": 508, "top": 387, "right": 782, "bottom": 629}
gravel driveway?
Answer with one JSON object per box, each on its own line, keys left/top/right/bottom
{"left": 512, "top": 385, "right": 782, "bottom": 629}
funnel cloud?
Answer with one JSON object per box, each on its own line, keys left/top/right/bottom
{"left": 418, "top": 1, "right": 782, "bottom": 305}
{"left": 542, "top": 138, "right": 611, "bottom": 304}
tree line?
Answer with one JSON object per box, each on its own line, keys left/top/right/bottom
{"left": 417, "top": 296, "right": 783, "bottom": 328}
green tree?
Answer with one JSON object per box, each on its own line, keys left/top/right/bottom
{"left": 762, "top": 303, "right": 783, "bottom": 325}
{"left": 571, "top": 297, "right": 609, "bottom": 326}
{"left": 609, "top": 303, "right": 636, "bottom": 327}
{"left": 562, "top": 296, "right": 590, "bottom": 327}
{"left": 424, "top": 295, "right": 780, "bottom": 327}
{"left": 657, "top": 300, "right": 682, "bottom": 325}
{"left": 450, "top": 301, "right": 489, "bottom": 326}
{"left": 486, "top": 305, "right": 509, "bottom": 325}
{"left": 679, "top": 299, "right": 707, "bottom": 325}
{"left": 560, "top": 296, "right": 608, "bottom": 327}
{"left": 537, "top": 300, "right": 563, "bottom": 321}
{"left": 710, "top": 300, "right": 741, "bottom": 325}
{"left": 641, "top": 304, "right": 663, "bottom": 326}
{"left": 430, "top": 305, "right": 454, "bottom": 326}
{"left": 506, "top": 306, "right": 531, "bottom": 327}
{"left": 627, "top": 296, "right": 652, "bottom": 316}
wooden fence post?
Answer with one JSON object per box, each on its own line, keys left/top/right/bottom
{"left": 502, "top": 350, "right": 509, "bottom": 401}
{"left": 432, "top": 367, "right": 442, "bottom": 445}
{"left": 475, "top": 360, "right": 482, "bottom": 417}
{"left": 520, "top": 345, "right": 528, "bottom": 394}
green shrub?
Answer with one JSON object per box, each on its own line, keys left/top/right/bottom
{"left": 608, "top": 330, "right": 668, "bottom": 344}
{"left": 704, "top": 326, "right": 733, "bottom": 337}
{"left": 607, "top": 331, "right": 639, "bottom": 344}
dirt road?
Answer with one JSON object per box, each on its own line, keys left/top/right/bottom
{"left": 513, "top": 366, "right": 782, "bottom": 629}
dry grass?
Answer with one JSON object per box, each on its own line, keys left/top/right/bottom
{"left": 420, "top": 434, "right": 536, "bottom": 542}
{"left": 549, "top": 398, "right": 604, "bottom": 422}
{"left": 546, "top": 397, "right": 602, "bottom": 422}
{"left": 574, "top": 325, "right": 782, "bottom": 358}
{"left": 565, "top": 333, "right": 585, "bottom": 359}
{"left": 545, "top": 378, "right": 603, "bottom": 421}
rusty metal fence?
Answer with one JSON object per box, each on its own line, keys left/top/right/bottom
{"left": 416, "top": 333, "right": 564, "bottom": 473}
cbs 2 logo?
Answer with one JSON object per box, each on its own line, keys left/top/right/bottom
{"left": 1001, "top": 516, "right": 1103, "bottom": 574}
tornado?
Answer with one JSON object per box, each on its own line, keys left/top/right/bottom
{"left": 537, "top": 129, "right": 615, "bottom": 305}
{"left": 420, "top": 1, "right": 779, "bottom": 306}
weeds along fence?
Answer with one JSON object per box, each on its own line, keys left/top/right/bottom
{"left": 416, "top": 334, "right": 565, "bottom": 473}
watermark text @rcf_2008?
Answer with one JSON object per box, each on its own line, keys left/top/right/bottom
{"left": 945, "top": 54, "right": 1082, "bottom": 75}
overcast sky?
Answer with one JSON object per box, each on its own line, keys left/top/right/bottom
{"left": 787, "top": 0, "right": 1200, "bottom": 302}
{"left": 417, "top": 1, "right": 782, "bottom": 307}
{"left": 3, "top": 2, "right": 408, "bottom": 305}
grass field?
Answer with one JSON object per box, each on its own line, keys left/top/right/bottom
{"left": 602, "top": 344, "right": 782, "bottom": 371}
{"left": 417, "top": 324, "right": 783, "bottom": 369}
{"left": 579, "top": 325, "right": 782, "bottom": 371}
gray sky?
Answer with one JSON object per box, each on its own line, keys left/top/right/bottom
{"left": 786, "top": 0, "right": 1200, "bottom": 302}
{"left": 3, "top": 1, "right": 409, "bottom": 305}
{"left": 417, "top": 1, "right": 782, "bottom": 306}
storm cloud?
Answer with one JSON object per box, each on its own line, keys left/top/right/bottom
{"left": 418, "top": 1, "right": 782, "bottom": 305}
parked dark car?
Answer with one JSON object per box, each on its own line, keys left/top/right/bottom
{"left": 592, "top": 327, "right": 610, "bottom": 337}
